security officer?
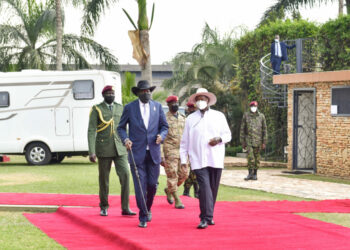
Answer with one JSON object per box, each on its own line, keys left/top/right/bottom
{"left": 161, "top": 95, "right": 189, "bottom": 209}
{"left": 183, "top": 101, "right": 199, "bottom": 198}
{"left": 240, "top": 101, "right": 267, "bottom": 181}
{"left": 88, "top": 85, "right": 136, "bottom": 216}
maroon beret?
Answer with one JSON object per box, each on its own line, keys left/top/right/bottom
{"left": 102, "top": 85, "right": 115, "bottom": 94}
{"left": 186, "top": 101, "right": 195, "bottom": 108}
{"left": 166, "top": 95, "right": 178, "bottom": 103}
{"left": 249, "top": 101, "right": 258, "bottom": 106}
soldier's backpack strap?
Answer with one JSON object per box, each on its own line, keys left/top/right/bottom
{"left": 94, "top": 105, "right": 114, "bottom": 136}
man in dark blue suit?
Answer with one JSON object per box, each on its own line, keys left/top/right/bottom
{"left": 117, "top": 80, "right": 168, "bottom": 228}
{"left": 270, "top": 34, "right": 295, "bottom": 75}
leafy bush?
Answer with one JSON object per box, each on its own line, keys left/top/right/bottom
{"left": 226, "top": 145, "right": 243, "bottom": 157}
{"left": 319, "top": 15, "right": 350, "bottom": 71}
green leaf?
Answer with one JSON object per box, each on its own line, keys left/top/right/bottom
{"left": 122, "top": 8, "right": 138, "bottom": 30}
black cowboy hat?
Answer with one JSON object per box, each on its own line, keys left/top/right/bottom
{"left": 132, "top": 80, "right": 156, "bottom": 96}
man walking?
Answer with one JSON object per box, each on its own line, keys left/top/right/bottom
{"left": 240, "top": 101, "right": 267, "bottom": 181}
{"left": 270, "top": 34, "right": 295, "bottom": 74}
{"left": 117, "top": 80, "right": 168, "bottom": 228}
{"left": 180, "top": 88, "right": 231, "bottom": 229}
{"left": 88, "top": 85, "right": 135, "bottom": 217}
{"left": 161, "top": 95, "right": 188, "bottom": 209}
{"left": 183, "top": 101, "right": 199, "bottom": 198}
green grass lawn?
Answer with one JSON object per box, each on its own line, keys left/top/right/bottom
{"left": 0, "top": 156, "right": 349, "bottom": 249}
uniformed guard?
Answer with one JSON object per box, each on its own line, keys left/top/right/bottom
{"left": 161, "top": 95, "right": 189, "bottom": 209}
{"left": 183, "top": 101, "right": 199, "bottom": 198}
{"left": 240, "top": 101, "right": 267, "bottom": 181}
{"left": 88, "top": 85, "right": 136, "bottom": 216}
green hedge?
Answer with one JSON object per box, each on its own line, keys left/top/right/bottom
{"left": 319, "top": 15, "right": 350, "bottom": 71}
{"left": 226, "top": 146, "right": 243, "bottom": 157}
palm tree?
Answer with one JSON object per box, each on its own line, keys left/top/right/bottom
{"left": 55, "top": 0, "right": 63, "bottom": 70}
{"left": 163, "top": 24, "right": 239, "bottom": 102}
{"left": 260, "top": 0, "right": 348, "bottom": 25}
{"left": 0, "top": 0, "right": 118, "bottom": 71}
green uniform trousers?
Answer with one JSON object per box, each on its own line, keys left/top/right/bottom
{"left": 247, "top": 146, "right": 261, "bottom": 170}
{"left": 98, "top": 155, "right": 130, "bottom": 211}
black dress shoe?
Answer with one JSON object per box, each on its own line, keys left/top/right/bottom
{"left": 100, "top": 208, "right": 108, "bottom": 216}
{"left": 207, "top": 219, "right": 215, "bottom": 225}
{"left": 122, "top": 209, "right": 136, "bottom": 216}
{"left": 197, "top": 220, "right": 208, "bottom": 229}
{"left": 147, "top": 212, "right": 152, "bottom": 222}
{"left": 138, "top": 221, "right": 147, "bottom": 228}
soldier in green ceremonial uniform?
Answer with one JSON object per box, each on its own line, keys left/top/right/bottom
{"left": 88, "top": 85, "right": 136, "bottom": 217}
{"left": 161, "top": 95, "right": 189, "bottom": 209}
{"left": 240, "top": 101, "right": 267, "bottom": 181}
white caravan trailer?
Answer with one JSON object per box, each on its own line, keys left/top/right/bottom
{"left": 0, "top": 70, "right": 122, "bottom": 165}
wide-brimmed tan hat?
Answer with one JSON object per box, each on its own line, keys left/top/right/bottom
{"left": 188, "top": 88, "right": 216, "bottom": 106}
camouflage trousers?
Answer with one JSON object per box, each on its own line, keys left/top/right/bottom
{"left": 164, "top": 157, "right": 190, "bottom": 193}
{"left": 184, "top": 169, "right": 198, "bottom": 189}
{"left": 247, "top": 146, "right": 261, "bottom": 170}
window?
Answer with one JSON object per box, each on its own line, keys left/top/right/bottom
{"left": 0, "top": 92, "right": 9, "bottom": 107}
{"left": 331, "top": 87, "right": 350, "bottom": 116}
{"left": 72, "top": 80, "right": 94, "bottom": 100}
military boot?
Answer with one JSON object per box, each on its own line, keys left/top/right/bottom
{"left": 252, "top": 169, "right": 258, "bottom": 180}
{"left": 172, "top": 191, "right": 185, "bottom": 209}
{"left": 244, "top": 169, "right": 253, "bottom": 181}
{"left": 193, "top": 183, "right": 199, "bottom": 199}
{"left": 183, "top": 186, "right": 191, "bottom": 197}
{"left": 164, "top": 188, "right": 174, "bottom": 204}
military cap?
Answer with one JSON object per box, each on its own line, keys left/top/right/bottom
{"left": 102, "top": 85, "right": 115, "bottom": 94}
{"left": 186, "top": 101, "right": 195, "bottom": 108}
{"left": 166, "top": 95, "right": 178, "bottom": 103}
{"left": 249, "top": 101, "right": 258, "bottom": 106}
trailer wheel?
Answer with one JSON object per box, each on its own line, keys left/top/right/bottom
{"left": 51, "top": 153, "right": 65, "bottom": 164}
{"left": 25, "top": 142, "right": 52, "bottom": 165}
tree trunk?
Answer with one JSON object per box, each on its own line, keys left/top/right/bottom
{"left": 339, "top": 0, "right": 344, "bottom": 16}
{"left": 140, "top": 30, "right": 152, "bottom": 83}
{"left": 56, "top": 0, "right": 63, "bottom": 71}
{"left": 346, "top": 0, "right": 350, "bottom": 14}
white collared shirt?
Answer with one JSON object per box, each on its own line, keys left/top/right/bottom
{"left": 139, "top": 100, "right": 150, "bottom": 129}
{"left": 275, "top": 41, "right": 282, "bottom": 57}
{"left": 180, "top": 109, "right": 232, "bottom": 170}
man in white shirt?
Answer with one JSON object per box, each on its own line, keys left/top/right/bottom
{"left": 180, "top": 88, "right": 232, "bottom": 229}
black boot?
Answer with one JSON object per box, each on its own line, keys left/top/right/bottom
{"left": 183, "top": 186, "right": 191, "bottom": 197}
{"left": 244, "top": 169, "right": 253, "bottom": 181}
{"left": 252, "top": 169, "right": 258, "bottom": 180}
{"left": 193, "top": 183, "right": 199, "bottom": 199}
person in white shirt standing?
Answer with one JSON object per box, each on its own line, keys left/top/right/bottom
{"left": 180, "top": 88, "right": 232, "bottom": 229}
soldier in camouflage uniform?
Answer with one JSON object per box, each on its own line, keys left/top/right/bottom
{"left": 183, "top": 101, "right": 199, "bottom": 198}
{"left": 161, "top": 95, "right": 189, "bottom": 209}
{"left": 240, "top": 101, "right": 267, "bottom": 181}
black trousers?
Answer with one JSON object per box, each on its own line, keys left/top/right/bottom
{"left": 194, "top": 167, "right": 222, "bottom": 222}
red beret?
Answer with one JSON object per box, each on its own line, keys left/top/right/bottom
{"left": 166, "top": 95, "right": 178, "bottom": 103}
{"left": 102, "top": 85, "right": 115, "bottom": 94}
{"left": 186, "top": 101, "right": 195, "bottom": 108}
{"left": 249, "top": 101, "right": 258, "bottom": 106}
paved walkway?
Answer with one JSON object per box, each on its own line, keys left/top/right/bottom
{"left": 221, "top": 169, "right": 350, "bottom": 200}
{"left": 161, "top": 157, "right": 350, "bottom": 200}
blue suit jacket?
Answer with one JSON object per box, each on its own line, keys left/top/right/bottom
{"left": 270, "top": 42, "right": 295, "bottom": 62}
{"left": 117, "top": 100, "right": 169, "bottom": 165}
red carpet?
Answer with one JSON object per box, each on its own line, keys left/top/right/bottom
{"left": 2, "top": 193, "right": 345, "bottom": 250}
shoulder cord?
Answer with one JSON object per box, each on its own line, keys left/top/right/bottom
{"left": 93, "top": 106, "right": 114, "bottom": 136}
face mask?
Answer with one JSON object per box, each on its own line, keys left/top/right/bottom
{"left": 139, "top": 92, "right": 151, "bottom": 103}
{"left": 275, "top": 39, "right": 279, "bottom": 43}
{"left": 104, "top": 95, "right": 115, "bottom": 104}
{"left": 250, "top": 106, "right": 257, "bottom": 113}
{"left": 170, "top": 104, "right": 179, "bottom": 113}
{"left": 196, "top": 100, "right": 208, "bottom": 110}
